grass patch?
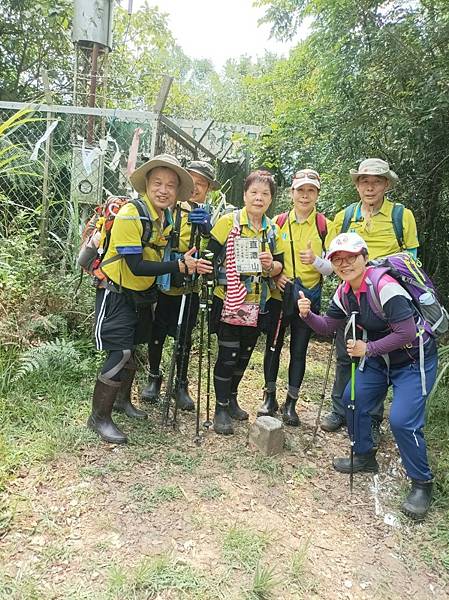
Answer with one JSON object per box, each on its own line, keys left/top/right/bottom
{"left": 79, "top": 463, "right": 122, "bottom": 479}
{"left": 244, "top": 563, "right": 278, "bottom": 599}
{"left": 292, "top": 465, "right": 317, "bottom": 484}
{"left": 199, "top": 482, "right": 226, "bottom": 500}
{"left": 0, "top": 371, "right": 96, "bottom": 490}
{"left": 288, "top": 537, "right": 318, "bottom": 595}
{"left": 419, "top": 510, "right": 449, "bottom": 576}
{"left": 245, "top": 455, "right": 284, "bottom": 481}
{"left": 0, "top": 570, "right": 43, "bottom": 600}
{"left": 128, "top": 482, "right": 184, "bottom": 512}
{"left": 222, "top": 526, "right": 269, "bottom": 571}
{"left": 107, "top": 554, "right": 214, "bottom": 599}
{"left": 166, "top": 450, "right": 202, "bottom": 472}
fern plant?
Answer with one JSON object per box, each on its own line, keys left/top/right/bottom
{"left": 13, "top": 339, "right": 81, "bottom": 382}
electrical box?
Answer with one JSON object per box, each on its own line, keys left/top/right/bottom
{"left": 72, "top": 0, "right": 114, "bottom": 50}
{"left": 70, "top": 145, "right": 105, "bottom": 206}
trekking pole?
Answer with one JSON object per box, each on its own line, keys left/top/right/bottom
{"left": 349, "top": 311, "right": 357, "bottom": 493}
{"left": 172, "top": 224, "right": 198, "bottom": 427}
{"left": 203, "top": 251, "right": 215, "bottom": 429}
{"left": 194, "top": 284, "right": 207, "bottom": 445}
{"left": 308, "top": 334, "right": 336, "bottom": 448}
{"left": 161, "top": 294, "right": 187, "bottom": 427}
{"left": 260, "top": 306, "right": 283, "bottom": 406}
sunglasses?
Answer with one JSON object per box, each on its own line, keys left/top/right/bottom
{"left": 330, "top": 254, "right": 362, "bottom": 267}
{"left": 294, "top": 170, "right": 320, "bottom": 181}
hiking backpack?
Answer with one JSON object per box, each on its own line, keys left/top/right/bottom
{"left": 78, "top": 196, "right": 153, "bottom": 283}
{"left": 364, "top": 254, "right": 449, "bottom": 337}
{"left": 276, "top": 210, "right": 328, "bottom": 248}
{"left": 340, "top": 202, "right": 405, "bottom": 250}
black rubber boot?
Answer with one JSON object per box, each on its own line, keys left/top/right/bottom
{"left": 321, "top": 412, "right": 346, "bottom": 432}
{"left": 87, "top": 379, "right": 127, "bottom": 444}
{"left": 228, "top": 393, "right": 249, "bottom": 420}
{"left": 213, "top": 401, "right": 234, "bottom": 435}
{"left": 257, "top": 390, "right": 279, "bottom": 417}
{"left": 282, "top": 394, "right": 300, "bottom": 427}
{"left": 333, "top": 450, "right": 378, "bottom": 474}
{"left": 174, "top": 380, "right": 195, "bottom": 411}
{"left": 113, "top": 368, "right": 147, "bottom": 419}
{"left": 141, "top": 372, "right": 162, "bottom": 404}
{"left": 401, "top": 480, "right": 433, "bottom": 521}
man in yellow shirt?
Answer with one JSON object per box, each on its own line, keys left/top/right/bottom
{"left": 322, "top": 158, "right": 419, "bottom": 438}
{"left": 141, "top": 161, "right": 219, "bottom": 410}
{"left": 87, "top": 154, "right": 212, "bottom": 445}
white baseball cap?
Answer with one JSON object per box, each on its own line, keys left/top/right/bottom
{"left": 327, "top": 232, "right": 368, "bottom": 260}
{"left": 291, "top": 169, "right": 321, "bottom": 190}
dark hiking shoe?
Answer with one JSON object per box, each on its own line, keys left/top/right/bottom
{"left": 228, "top": 394, "right": 249, "bottom": 420}
{"left": 401, "top": 480, "right": 433, "bottom": 521}
{"left": 321, "top": 412, "right": 346, "bottom": 432}
{"left": 257, "top": 391, "right": 279, "bottom": 417}
{"left": 282, "top": 395, "right": 300, "bottom": 427}
{"left": 333, "top": 451, "right": 378, "bottom": 474}
{"left": 174, "top": 380, "right": 195, "bottom": 411}
{"left": 213, "top": 401, "right": 234, "bottom": 435}
{"left": 141, "top": 373, "right": 162, "bottom": 404}
{"left": 113, "top": 368, "right": 147, "bottom": 419}
{"left": 87, "top": 379, "right": 127, "bottom": 444}
{"left": 371, "top": 419, "right": 382, "bottom": 449}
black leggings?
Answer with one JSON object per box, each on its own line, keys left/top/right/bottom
{"left": 213, "top": 320, "right": 260, "bottom": 404}
{"left": 99, "top": 349, "right": 133, "bottom": 384}
{"left": 263, "top": 299, "right": 312, "bottom": 399}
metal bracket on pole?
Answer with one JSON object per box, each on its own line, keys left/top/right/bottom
{"left": 150, "top": 75, "right": 173, "bottom": 157}
{"left": 196, "top": 119, "right": 214, "bottom": 146}
{"left": 39, "top": 69, "right": 55, "bottom": 252}
{"left": 220, "top": 142, "right": 233, "bottom": 161}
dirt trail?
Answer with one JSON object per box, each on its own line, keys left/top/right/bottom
{"left": 1, "top": 340, "right": 447, "bottom": 599}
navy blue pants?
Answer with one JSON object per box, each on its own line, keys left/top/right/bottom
{"left": 343, "top": 353, "right": 438, "bottom": 481}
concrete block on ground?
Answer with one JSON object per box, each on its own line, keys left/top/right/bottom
{"left": 248, "top": 416, "right": 284, "bottom": 456}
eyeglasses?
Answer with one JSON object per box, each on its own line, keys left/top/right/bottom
{"left": 330, "top": 254, "right": 361, "bottom": 267}
{"left": 294, "top": 170, "right": 320, "bottom": 181}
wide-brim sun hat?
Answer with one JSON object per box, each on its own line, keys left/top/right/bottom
{"left": 327, "top": 232, "right": 369, "bottom": 260}
{"left": 350, "top": 158, "right": 399, "bottom": 187}
{"left": 129, "top": 153, "right": 194, "bottom": 203}
{"left": 187, "top": 160, "right": 220, "bottom": 190}
{"left": 291, "top": 169, "right": 321, "bottom": 190}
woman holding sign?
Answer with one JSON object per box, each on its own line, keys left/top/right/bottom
{"left": 207, "top": 170, "right": 283, "bottom": 435}
{"left": 257, "top": 169, "right": 335, "bottom": 425}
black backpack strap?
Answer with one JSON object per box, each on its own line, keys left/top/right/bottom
{"left": 340, "top": 202, "right": 359, "bottom": 233}
{"left": 391, "top": 202, "right": 405, "bottom": 250}
{"left": 170, "top": 204, "right": 183, "bottom": 251}
{"left": 130, "top": 198, "right": 153, "bottom": 245}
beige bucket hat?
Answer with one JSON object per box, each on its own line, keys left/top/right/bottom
{"left": 129, "top": 153, "right": 194, "bottom": 203}
{"left": 350, "top": 158, "right": 399, "bottom": 187}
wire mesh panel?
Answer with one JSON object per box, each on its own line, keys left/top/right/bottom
{"left": 0, "top": 103, "right": 258, "bottom": 274}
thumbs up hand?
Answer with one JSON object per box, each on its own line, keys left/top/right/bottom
{"left": 297, "top": 291, "right": 311, "bottom": 318}
{"left": 299, "top": 240, "right": 316, "bottom": 265}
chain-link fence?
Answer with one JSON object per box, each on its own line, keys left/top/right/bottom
{"left": 0, "top": 102, "right": 259, "bottom": 272}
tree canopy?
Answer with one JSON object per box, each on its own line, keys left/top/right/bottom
{"left": 1, "top": 0, "right": 449, "bottom": 296}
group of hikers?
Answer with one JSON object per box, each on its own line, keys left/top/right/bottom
{"left": 83, "top": 153, "right": 443, "bottom": 522}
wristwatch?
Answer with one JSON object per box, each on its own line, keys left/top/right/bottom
{"left": 179, "top": 257, "right": 187, "bottom": 273}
